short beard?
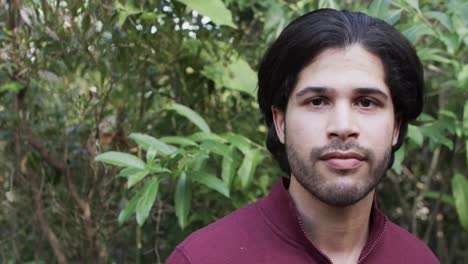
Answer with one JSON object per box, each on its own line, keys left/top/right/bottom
{"left": 286, "top": 138, "right": 391, "bottom": 207}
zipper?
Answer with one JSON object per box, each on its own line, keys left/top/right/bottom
{"left": 297, "top": 215, "right": 333, "bottom": 264}
{"left": 357, "top": 218, "right": 387, "bottom": 264}
{"left": 297, "top": 215, "right": 388, "bottom": 264}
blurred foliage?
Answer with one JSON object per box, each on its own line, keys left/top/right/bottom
{"left": 0, "top": 0, "right": 467, "bottom": 263}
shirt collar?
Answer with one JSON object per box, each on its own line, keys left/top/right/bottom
{"left": 259, "top": 177, "right": 387, "bottom": 260}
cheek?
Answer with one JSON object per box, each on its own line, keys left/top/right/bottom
{"left": 285, "top": 111, "right": 326, "bottom": 148}
{"left": 359, "top": 114, "right": 395, "bottom": 147}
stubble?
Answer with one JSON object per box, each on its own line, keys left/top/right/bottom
{"left": 286, "top": 138, "right": 391, "bottom": 207}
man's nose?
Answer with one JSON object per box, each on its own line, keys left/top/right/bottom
{"left": 326, "top": 104, "right": 359, "bottom": 142}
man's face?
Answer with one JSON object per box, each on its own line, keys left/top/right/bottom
{"left": 272, "top": 45, "right": 400, "bottom": 207}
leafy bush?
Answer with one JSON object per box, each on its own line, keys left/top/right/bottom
{"left": 0, "top": 0, "right": 466, "bottom": 263}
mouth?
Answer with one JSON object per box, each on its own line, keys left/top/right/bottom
{"left": 319, "top": 151, "right": 365, "bottom": 170}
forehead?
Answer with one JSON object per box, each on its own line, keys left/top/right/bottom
{"left": 293, "top": 45, "right": 390, "bottom": 97}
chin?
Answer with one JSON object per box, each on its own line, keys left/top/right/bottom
{"left": 302, "top": 175, "right": 376, "bottom": 207}
{"left": 314, "top": 185, "right": 372, "bottom": 207}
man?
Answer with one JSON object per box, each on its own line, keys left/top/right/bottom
{"left": 167, "top": 9, "right": 439, "bottom": 264}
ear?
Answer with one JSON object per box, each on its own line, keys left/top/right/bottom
{"left": 272, "top": 106, "right": 286, "bottom": 144}
{"left": 392, "top": 113, "right": 402, "bottom": 147}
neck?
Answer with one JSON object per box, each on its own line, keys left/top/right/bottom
{"left": 289, "top": 175, "right": 374, "bottom": 263}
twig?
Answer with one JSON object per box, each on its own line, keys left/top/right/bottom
{"left": 423, "top": 199, "right": 441, "bottom": 243}
{"left": 21, "top": 119, "right": 99, "bottom": 259}
{"left": 13, "top": 89, "right": 68, "bottom": 263}
{"left": 22, "top": 127, "right": 67, "bottom": 171}
{"left": 154, "top": 197, "right": 163, "bottom": 264}
{"left": 411, "top": 147, "right": 440, "bottom": 234}
{"left": 427, "top": 148, "right": 440, "bottom": 179}
{"left": 387, "top": 171, "right": 412, "bottom": 224}
{"left": 28, "top": 169, "right": 68, "bottom": 264}
{"left": 136, "top": 226, "right": 142, "bottom": 264}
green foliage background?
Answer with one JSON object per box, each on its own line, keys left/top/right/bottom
{"left": 0, "top": 0, "right": 467, "bottom": 263}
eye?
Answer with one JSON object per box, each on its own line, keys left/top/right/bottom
{"left": 307, "top": 97, "right": 328, "bottom": 106}
{"left": 356, "top": 98, "right": 378, "bottom": 108}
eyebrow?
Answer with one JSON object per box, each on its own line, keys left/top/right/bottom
{"left": 353, "top": 87, "right": 389, "bottom": 100}
{"left": 295, "top": 86, "right": 389, "bottom": 100}
{"left": 295, "top": 86, "right": 333, "bottom": 98}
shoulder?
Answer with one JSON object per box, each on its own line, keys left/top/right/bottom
{"left": 382, "top": 220, "right": 439, "bottom": 263}
{"left": 167, "top": 199, "right": 268, "bottom": 264}
{"left": 180, "top": 201, "right": 263, "bottom": 247}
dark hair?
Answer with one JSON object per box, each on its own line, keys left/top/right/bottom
{"left": 257, "top": 9, "right": 424, "bottom": 173}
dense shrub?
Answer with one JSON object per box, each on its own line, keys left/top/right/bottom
{"left": 0, "top": 0, "right": 466, "bottom": 263}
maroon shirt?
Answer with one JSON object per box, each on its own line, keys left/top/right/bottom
{"left": 167, "top": 178, "right": 439, "bottom": 263}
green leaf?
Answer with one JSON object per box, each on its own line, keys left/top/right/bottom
{"left": 116, "top": 1, "right": 141, "bottom": 27}
{"left": 0, "top": 81, "right": 23, "bottom": 93}
{"left": 118, "top": 167, "right": 144, "bottom": 177}
{"left": 145, "top": 164, "right": 170, "bottom": 174}
{"left": 127, "top": 170, "right": 150, "bottom": 189}
{"left": 391, "top": 145, "right": 405, "bottom": 175}
{"left": 263, "top": 2, "right": 286, "bottom": 35}
{"left": 186, "top": 151, "right": 210, "bottom": 171}
{"left": 417, "top": 48, "right": 452, "bottom": 64}
{"left": 118, "top": 191, "right": 140, "bottom": 225}
{"left": 119, "top": 178, "right": 162, "bottom": 226}
{"left": 440, "top": 33, "right": 460, "bottom": 55}
{"left": 408, "top": 125, "right": 424, "bottom": 146}
{"left": 189, "top": 131, "right": 226, "bottom": 143}
{"left": 420, "top": 123, "right": 454, "bottom": 150}
{"left": 318, "top": 0, "right": 340, "bottom": 9}
{"left": 146, "top": 146, "right": 157, "bottom": 163}
{"left": 170, "top": 103, "right": 211, "bottom": 133}
{"left": 457, "top": 64, "right": 468, "bottom": 90}
{"left": 452, "top": 173, "right": 468, "bottom": 232}
{"left": 440, "top": 110, "right": 457, "bottom": 120}
{"left": 402, "top": 23, "right": 434, "bottom": 43}
{"left": 222, "top": 146, "right": 236, "bottom": 187}
{"left": 175, "top": 172, "right": 192, "bottom": 229}
{"left": 139, "top": 12, "right": 162, "bottom": 22}
{"left": 466, "top": 141, "right": 468, "bottom": 165}
{"left": 422, "top": 191, "right": 455, "bottom": 207}
{"left": 366, "top": 1, "right": 401, "bottom": 24}
{"left": 222, "top": 57, "right": 257, "bottom": 96}
{"left": 192, "top": 172, "right": 229, "bottom": 197}
{"left": 201, "top": 56, "right": 257, "bottom": 97}
{"left": 463, "top": 101, "right": 468, "bottom": 135}
{"left": 237, "top": 149, "right": 263, "bottom": 188}
{"left": 95, "top": 151, "right": 145, "bottom": 169}
{"left": 368, "top": 0, "right": 391, "bottom": 19}
{"left": 451, "top": 11, "right": 467, "bottom": 38}
{"left": 175, "top": 0, "right": 237, "bottom": 29}
{"left": 385, "top": 9, "right": 402, "bottom": 25}
{"left": 404, "top": 0, "right": 419, "bottom": 10}
{"left": 136, "top": 179, "right": 159, "bottom": 226}
{"left": 129, "top": 133, "right": 177, "bottom": 155}
{"left": 223, "top": 133, "right": 252, "bottom": 155}
{"left": 417, "top": 113, "right": 435, "bottom": 122}
{"left": 200, "top": 140, "right": 230, "bottom": 157}
{"left": 160, "top": 136, "right": 197, "bottom": 146}
{"left": 424, "top": 11, "right": 453, "bottom": 31}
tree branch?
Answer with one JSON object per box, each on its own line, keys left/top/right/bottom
{"left": 23, "top": 126, "right": 67, "bottom": 171}
{"left": 28, "top": 169, "right": 68, "bottom": 264}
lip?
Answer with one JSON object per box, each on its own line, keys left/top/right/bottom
{"left": 320, "top": 151, "right": 365, "bottom": 161}
{"left": 320, "top": 151, "right": 365, "bottom": 170}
